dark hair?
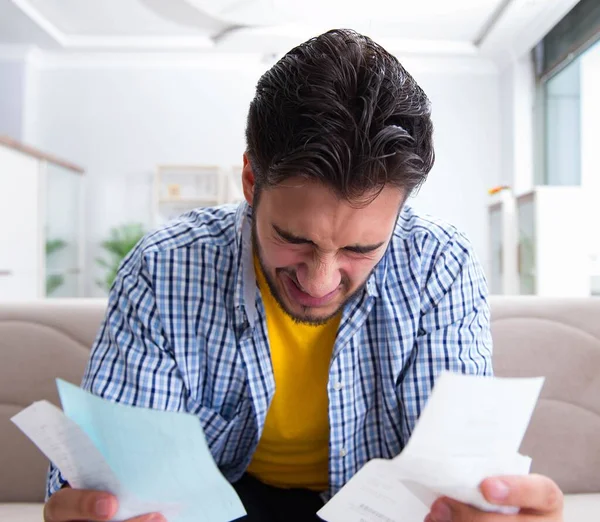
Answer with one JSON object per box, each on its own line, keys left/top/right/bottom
{"left": 245, "top": 29, "right": 434, "bottom": 202}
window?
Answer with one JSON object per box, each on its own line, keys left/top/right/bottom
{"left": 531, "top": 0, "right": 600, "bottom": 296}
{"left": 534, "top": 0, "right": 600, "bottom": 187}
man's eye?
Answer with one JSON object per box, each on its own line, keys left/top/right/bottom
{"left": 344, "top": 248, "right": 371, "bottom": 255}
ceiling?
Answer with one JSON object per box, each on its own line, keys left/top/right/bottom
{"left": 0, "top": 0, "right": 583, "bottom": 63}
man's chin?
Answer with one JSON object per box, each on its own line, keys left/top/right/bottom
{"left": 281, "top": 299, "right": 342, "bottom": 326}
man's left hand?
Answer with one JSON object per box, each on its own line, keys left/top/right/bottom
{"left": 426, "top": 474, "right": 563, "bottom": 522}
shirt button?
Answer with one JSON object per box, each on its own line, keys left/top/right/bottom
{"left": 334, "top": 381, "right": 343, "bottom": 391}
{"left": 339, "top": 447, "right": 347, "bottom": 457}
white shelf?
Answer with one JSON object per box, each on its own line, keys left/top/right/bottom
{"left": 153, "top": 164, "right": 238, "bottom": 226}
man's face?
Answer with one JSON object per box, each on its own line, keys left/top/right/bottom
{"left": 243, "top": 156, "right": 405, "bottom": 325}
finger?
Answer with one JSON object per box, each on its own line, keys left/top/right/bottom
{"left": 480, "top": 474, "right": 563, "bottom": 514}
{"left": 125, "top": 514, "right": 167, "bottom": 522}
{"left": 429, "top": 497, "right": 542, "bottom": 522}
{"left": 44, "top": 488, "right": 118, "bottom": 521}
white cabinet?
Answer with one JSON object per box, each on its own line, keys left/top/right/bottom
{"left": 0, "top": 145, "right": 40, "bottom": 298}
{"left": 0, "top": 139, "right": 85, "bottom": 300}
{"left": 487, "top": 189, "right": 518, "bottom": 295}
{"left": 488, "top": 186, "right": 589, "bottom": 297}
{"left": 516, "top": 186, "right": 589, "bottom": 297}
{"left": 488, "top": 203, "right": 503, "bottom": 295}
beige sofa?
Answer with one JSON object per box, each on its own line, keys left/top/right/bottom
{"left": 1, "top": 297, "right": 599, "bottom": 521}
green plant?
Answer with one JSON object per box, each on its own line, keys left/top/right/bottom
{"left": 46, "top": 274, "right": 65, "bottom": 295}
{"left": 96, "top": 223, "right": 146, "bottom": 292}
{"left": 518, "top": 231, "right": 536, "bottom": 295}
{"left": 46, "top": 238, "right": 67, "bottom": 256}
{"left": 46, "top": 237, "right": 67, "bottom": 296}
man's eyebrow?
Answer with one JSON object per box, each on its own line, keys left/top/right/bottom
{"left": 273, "top": 224, "right": 315, "bottom": 245}
{"left": 272, "top": 224, "right": 385, "bottom": 253}
{"left": 343, "top": 242, "right": 386, "bottom": 254}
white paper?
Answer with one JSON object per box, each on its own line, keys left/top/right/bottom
{"left": 11, "top": 401, "right": 182, "bottom": 521}
{"left": 318, "top": 372, "right": 544, "bottom": 522}
{"left": 11, "top": 380, "right": 246, "bottom": 522}
{"left": 11, "top": 401, "right": 122, "bottom": 492}
{"left": 318, "top": 460, "right": 430, "bottom": 522}
{"left": 402, "top": 373, "right": 543, "bottom": 458}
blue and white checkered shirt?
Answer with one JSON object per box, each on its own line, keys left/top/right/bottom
{"left": 47, "top": 201, "right": 492, "bottom": 499}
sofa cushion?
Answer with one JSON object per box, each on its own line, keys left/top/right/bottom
{"left": 0, "top": 299, "right": 105, "bottom": 502}
{"left": 3, "top": 298, "right": 600, "bottom": 505}
{"left": 0, "top": 503, "right": 43, "bottom": 522}
{"left": 490, "top": 297, "right": 600, "bottom": 495}
{"left": 564, "top": 493, "right": 600, "bottom": 521}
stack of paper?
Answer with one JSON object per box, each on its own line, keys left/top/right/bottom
{"left": 11, "top": 379, "right": 246, "bottom": 522}
{"left": 317, "top": 372, "right": 544, "bottom": 522}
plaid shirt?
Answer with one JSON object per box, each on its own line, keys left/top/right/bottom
{"left": 47, "top": 202, "right": 492, "bottom": 499}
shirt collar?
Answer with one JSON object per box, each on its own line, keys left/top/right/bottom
{"left": 232, "top": 202, "right": 257, "bottom": 329}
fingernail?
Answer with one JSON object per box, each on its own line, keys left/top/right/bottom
{"left": 147, "top": 515, "right": 166, "bottom": 522}
{"left": 95, "top": 498, "right": 113, "bottom": 518}
{"left": 488, "top": 479, "right": 510, "bottom": 501}
{"left": 430, "top": 501, "right": 452, "bottom": 522}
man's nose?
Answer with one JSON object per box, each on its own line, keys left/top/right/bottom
{"left": 296, "top": 256, "right": 341, "bottom": 297}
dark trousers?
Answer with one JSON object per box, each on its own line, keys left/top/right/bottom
{"left": 232, "top": 474, "right": 324, "bottom": 521}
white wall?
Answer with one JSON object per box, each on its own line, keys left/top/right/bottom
{"left": 27, "top": 55, "right": 500, "bottom": 296}
{"left": 408, "top": 67, "right": 500, "bottom": 274}
{"left": 31, "top": 60, "right": 265, "bottom": 296}
{"left": 498, "top": 64, "right": 515, "bottom": 191}
{"left": 493, "top": 54, "right": 537, "bottom": 295}
{"left": 498, "top": 55, "right": 536, "bottom": 196}
{"left": 0, "top": 60, "right": 26, "bottom": 139}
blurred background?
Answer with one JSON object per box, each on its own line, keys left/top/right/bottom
{"left": 0, "top": 0, "right": 598, "bottom": 299}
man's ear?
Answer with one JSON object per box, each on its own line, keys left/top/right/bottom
{"left": 242, "top": 153, "right": 256, "bottom": 206}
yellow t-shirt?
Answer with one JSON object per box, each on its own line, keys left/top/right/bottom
{"left": 247, "top": 257, "right": 341, "bottom": 491}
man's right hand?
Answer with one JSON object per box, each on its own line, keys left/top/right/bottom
{"left": 43, "top": 486, "right": 166, "bottom": 522}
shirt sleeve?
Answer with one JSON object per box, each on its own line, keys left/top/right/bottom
{"left": 46, "top": 245, "right": 186, "bottom": 499}
{"left": 399, "top": 232, "right": 493, "bottom": 443}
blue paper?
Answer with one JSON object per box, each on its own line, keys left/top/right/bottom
{"left": 56, "top": 379, "right": 246, "bottom": 522}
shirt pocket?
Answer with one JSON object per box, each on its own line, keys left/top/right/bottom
{"left": 194, "top": 400, "right": 257, "bottom": 469}
{"left": 196, "top": 404, "right": 239, "bottom": 447}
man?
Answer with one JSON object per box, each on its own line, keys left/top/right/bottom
{"left": 44, "top": 29, "right": 563, "bottom": 522}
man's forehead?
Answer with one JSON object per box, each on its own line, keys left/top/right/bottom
{"left": 263, "top": 178, "right": 406, "bottom": 207}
